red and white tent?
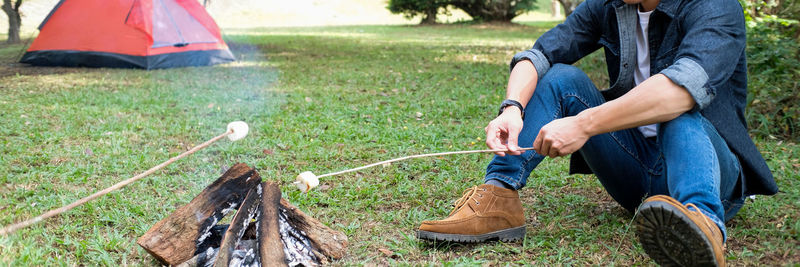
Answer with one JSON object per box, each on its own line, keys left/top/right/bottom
{"left": 20, "top": 0, "right": 235, "bottom": 69}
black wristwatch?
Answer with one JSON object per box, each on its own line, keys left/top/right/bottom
{"left": 498, "top": 99, "right": 524, "bottom": 120}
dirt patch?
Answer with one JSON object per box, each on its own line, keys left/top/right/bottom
{"left": 0, "top": 44, "right": 100, "bottom": 80}
{"left": 0, "top": 63, "right": 93, "bottom": 79}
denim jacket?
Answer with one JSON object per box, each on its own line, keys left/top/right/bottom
{"left": 511, "top": 0, "right": 777, "bottom": 196}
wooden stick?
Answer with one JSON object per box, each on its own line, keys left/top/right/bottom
{"left": 316, "top": 147, "right": 536, "bottom": 179}
{"left": 0, "top": 129, "right": 234, "bottom": 236}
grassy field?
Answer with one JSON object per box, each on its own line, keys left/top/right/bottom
{"left": 1, "top": 23, "right": 798, "bottom": 265}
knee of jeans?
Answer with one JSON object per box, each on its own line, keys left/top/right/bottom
{"left": 537, "top": 64, "right": 594, "bottom": 95}
{"left": 541, "top": 64, "right": 585, "bottom": 83}
{"left": 658, "top": 111, "right": 705, "bottom": 137}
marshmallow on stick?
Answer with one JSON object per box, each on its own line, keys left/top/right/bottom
{"left": 226, "top": 121, "right": 249, "bottom": 141}
{"left": 0, "top": 121, "right": 250, "bottom": 236}
{"left": 293, "top": 147, "right": 536, "bottom": 193}
{"left": 294, "top": 171, "right": 320, "bottom": 193}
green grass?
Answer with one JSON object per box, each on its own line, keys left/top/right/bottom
{"left": 1, "top": 23, "right": 798, "bottom": 265}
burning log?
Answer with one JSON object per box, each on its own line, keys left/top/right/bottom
{"left": 137, "top": 164, "right": 348, "bottom": 266}
{"left": 214, "top": 183, "right": 263, "bottom": 267}
{"left": 137, "top": 163, "right": 261, "bottom": 265}
{"left": 258, "top": 181, "right": 285, "bottom": 264}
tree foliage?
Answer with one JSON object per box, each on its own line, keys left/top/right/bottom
{"left": 387, "top": 0, "right": 449, "bottom": 24}
{"left": 2, "top": 0, "right": 23, "bottom": 43}
{"left": 387, "top": 0, "right": 538, "bottom": 23}
{"left": 739, "top": 0, "right": 800, "bottom": 140}
{"left": 449, "top": 0, "right": 538, "bottom": 22}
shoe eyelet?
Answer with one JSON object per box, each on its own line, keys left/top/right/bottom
{"left": 475, "top": 201, "right": 480, "bottom": 205}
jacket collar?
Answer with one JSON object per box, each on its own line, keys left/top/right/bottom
{"left": 607, "top": 0, "right": 680, "bottom": 18}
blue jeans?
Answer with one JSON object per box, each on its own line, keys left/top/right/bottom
{"left": 485, "top": 64, "right": 745, "bottom": 241}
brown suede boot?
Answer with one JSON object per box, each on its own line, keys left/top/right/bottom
{"left": 417, "top": 184, "right": 526, "bottom": 242}
{"left": 635, "top": 195, "right": 726, "bottom": 267}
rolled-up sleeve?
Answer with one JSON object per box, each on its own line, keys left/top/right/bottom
{"left": 510, "top": 49, "right": 550, "bottom": 80}
{"left": 659, "top": 0, "right": 746, "bottom": 110}
{"left": 660, "top": 57, "right": 712, "bottom": 109}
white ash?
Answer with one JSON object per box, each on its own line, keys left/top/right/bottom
{"left": 197, "top": 201, "right": 238, "bottom": 246}
{"left": 279, "top": 207, "right": 318, "bottom": 266}
{"left": 195, "top": 217, "right": 218, "bottom": 246}
{"left": 202, "top": 247, "right": 217, "bottom": 267}
{"left": 229, "top": 240, "right": 259, "bottom": 267}
{"left": 220, "top": 202, "right": 240, "bottom": 215}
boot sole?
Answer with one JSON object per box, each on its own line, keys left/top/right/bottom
{"left": 416, "top": 226, "right": 525, "bottom": 243}
{"left": 635, "top": 201, "right": 719, "bottom": 266}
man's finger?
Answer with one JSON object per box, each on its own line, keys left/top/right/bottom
{"left": 548, "top": 143, "right": 560, "bottom": 158}
{"left": 539, "top": 134, "right": 551, "bottom": 157}
{"left": 485, "top": 123, "right": 506, "bottom": 156}
{"left": 506, "top": 124, "right": 522, "bottom": 155}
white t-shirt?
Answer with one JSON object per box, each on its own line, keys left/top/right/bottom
{"left": 635, "top": 8, "right": 658, "bottom": 138}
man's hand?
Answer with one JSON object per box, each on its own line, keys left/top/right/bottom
{"left": 485, "top": 107, "right": 524, "bottom": 156}
{"left": 533, "top": 115, "right": 590, "bottom": 158}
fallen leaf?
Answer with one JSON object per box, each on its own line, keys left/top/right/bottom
{"left": 84, "top": 148, "right": 94, "bottom": 157}
{"left": 378, "top": 248, "right": 394, "bottom": 257}
{"left": 263, "top": 149, "right": 274, "bottom": 155}
{"left": 207, "top": 103, "right": 214, "bottom": 108}
{"left": 305, "top": 96, "right": 313, "bottom": 103}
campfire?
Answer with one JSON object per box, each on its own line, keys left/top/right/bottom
{"left": 137, "top": 163, "right": 348, "bottom": 266}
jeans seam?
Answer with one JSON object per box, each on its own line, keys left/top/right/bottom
{"left": 485, "top": 174, "right": 522, "bottom": 189}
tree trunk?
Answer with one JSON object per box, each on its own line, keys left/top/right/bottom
{"left": 552, "top": 0, "right": 561, "bottom": 18}
{"left": 2, "top": 0, "right": 22, "bottom": 44}
{"left": 557, "top": 0, "right": 580, "bottom": 17}
{"left": 420, "top": 7, "right": 437, "bottom": 25}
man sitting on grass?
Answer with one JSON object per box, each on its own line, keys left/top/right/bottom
{"left": 416, "top": 0, "right": 777, "bottom": 265}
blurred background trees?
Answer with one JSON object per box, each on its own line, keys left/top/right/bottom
{"left": 2, "top": 0, "right": 23, "bottom": 43}
{"left": 740, "top": 0, "right": 799, "bottom": 140}
{"left": 448, "top": 0, "right": 538, "bottom": 22}
{"left": 387, "top": 0, "right": 449, "bottom": 24}
{"left": 555, "top": 0, "right": 580, "bottom": 16}
{"left": 387, "top": 0, "right": 540, "bottom": 23}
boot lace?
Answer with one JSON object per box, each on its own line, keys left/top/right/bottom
{"left": 449, "top": 186, "right": 486, "bottom": 216}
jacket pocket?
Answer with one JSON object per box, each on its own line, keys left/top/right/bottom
{"left": 598, "top": 36, "right": 620, "bottom": 57}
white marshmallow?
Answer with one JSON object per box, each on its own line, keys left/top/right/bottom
{"left": 294, "top": 171, "right": 319, "bottom": 193}
{"left": 226, "top": 121, "right": 249, "bottom": 141}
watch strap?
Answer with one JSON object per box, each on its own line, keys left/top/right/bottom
{"left": 498, "top": 99, "right": 524, "bottom": 120}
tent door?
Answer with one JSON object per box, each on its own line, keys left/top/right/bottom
{"left": 151, "top": 0, "right": 218, "bottom": 48}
